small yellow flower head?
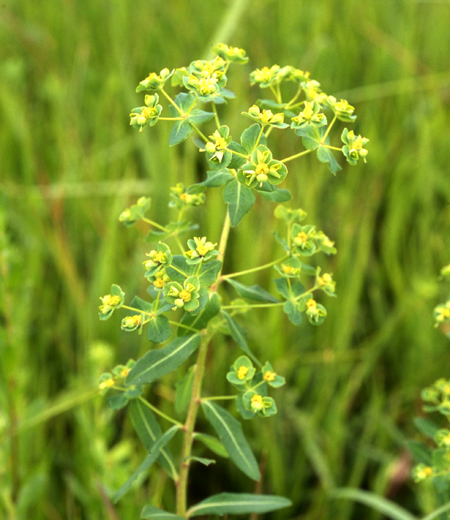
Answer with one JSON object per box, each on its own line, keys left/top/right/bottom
{"left": 295, "top": 231, "right": 309, "bottom": 245}
{"left": 99, "top": 378, "right": 115, "bottom": 391}
{"left": 122, "top": 315, "right": 142, "bottom": 329}
{"left": 263, "top": 370, "right": 276, "bottom": 382}
{"left": 434, "top": 302, "right": 450, "bottom": 325}
{"left": 100, "top": 294, "right": 121, "bottom": 308}
{"left": 120, "top": 367, "right": 130, "bottom": 378}
{"left": 440, "top": 264, "right": 450, "bottom": 280}
{"left": 250, "top": 394, "right": 264, "bottom": 412}
{"left": 237, "top": 365, "right": 249, "bottom": 380}
{"left": 179, "top": 289, "right": 192, "bottom": 303}
{"left": 306, "top": 299, "right": 317, "bottom": 310}
{"left": 412, "top": 464, "right": 433, "bottom": 482}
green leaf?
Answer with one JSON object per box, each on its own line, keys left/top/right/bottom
{"left": 422, "top": 502, "right": 450, "bottom": 520}
{"left": 295, "top": 125, "right": 320, "bottom": 150}
{"left": 331, "top": 488, "right": 418, "bottom": 520}
{"left": 127, "top": 334, "right": 202, "bottom": 385}
{"left": 414, "top": 417, "right": 440, "bottom": 439}
{"left": 141, "top": 505, "right": 185, "bottom": 520}
{"left": 147, "top": 315, "right": 171, "bottom": 343}
{"left": 175, "top": 365, "right": 195, "bottom": 414}
{"left": 108, "top": 393, "right": 128, "bottom": 410}
{"left": 187, "top": 109, "right": 215, "bottom": 125}
{"left": 186, "top": 456, "right": 216, "bottom": 466}
{"left": 179, "top": 292, "right": 221, "bottom": 335}
{"left": 187, "top": 493, "right": 292, "bottom": 517}
{"left": 129, "top": 400, "right": 176, "bottom": 478}
{"left": 166, "top": 255, "right": 195, "bottom": 282}
{"left": 199, "top": 170, "right": 234, "bottom": 188}
{"left": 198, "top": 260, "right": 222, "bottom": 286}
{"left": 170, "top": 92, "right": 198, "bottom": 114}
{"left": 259, "top": 188, "right": 292, "bottom": 202}
{"left": 226, "top": 278, "right": 279, "bottom": 303}
{"left": 240, "top": 124, "right": 267, "bottom": 154}
{"left": 227, "top": 141, "right": 248, "bottom": 169}
{"left": 221, "top": 311, "right": 260, "bottom": 366}
{"left": 113, "top": 425, "right": 180, "bottom": 503}
{"left": 316, "top": 145, "right": 342, "bottom": 175}
{"left": 406, "top": 440, "right": 432, "bottom": 465}
{"left": 193, "top": 433, "right": 229, "bottom": 458}
{"left": 223, "top": 179, "right": 255, "bottom": 227}
{"left": 169, "top": 120, "right": 193, "bottom": 147}
{"left": 130, "top": 295, "right": 152, "bottom": 313}
{"left": 201, "top": 401, "right": 260, "bottom": 481}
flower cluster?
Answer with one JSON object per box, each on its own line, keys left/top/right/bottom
{"left": 130, "top": 94, "right": 163, "bottom": 132}
{"left": 98, "top": 284, "right": 124, "bottom": 320}
{"left": 118, "top": 196, "right": 151, "bottom": 227}
{"left": 169, "top": 183, "right": 205, "bottom": 210}
{"left": 226, "top": 356, "right": 285, "bottom": 419}
{"left": 185, "top": 237, "right": 218, "bottom": 265}
{"left": 98, "top": 360, "right": 142, "bottom": 409}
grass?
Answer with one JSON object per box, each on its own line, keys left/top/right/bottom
{"left": 1, "top": 0, "right": 450, "bottom": 518}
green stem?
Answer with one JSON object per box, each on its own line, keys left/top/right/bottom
{"left": 168, "top": 321, "right": 199, "bottom": 333}
{"left": 221, "top": 255, "right": 289, "bottom": 280}
{"left": 254, "top": 125, "right": 265, "bottom": 149}
{"left": 161, "top": 88, "right": 184, "bottom": 116}
{"left": 322, "top": 114, "right": 337, "bottom": 141}
{"left": 322, "top": 144, "right": 342, "bottom": 151}
{"left": 176, "top": 337, "right": 210, "bottom": 516}
{"left": 285, "top": 85, "right": 303, "bottom": 109}
{"left": 142, "top": 218, "right": 169, "bottom": 232}
{"left": 221, "top": 302, "right": 284, "bottom": 310}
{"left": 201, "top": 395, "right": 237, "bottom": 401}
{"left": 137, "top": 396, "right": 183, "bottom": 427}
{"left": 217, "top": 211, "right": 231, "bottom": 280}
{"left": 281, "top": 149, "right": 313, "bottom": 163}
{"left": 212, "top": 103, "right": 221, "bottom": 128}
{"left": 122, "top": 304, "right": 153, "bottom": 317}
{"left": 191, "top": 123, "right": 208, "bottom": 143}
{"left": 226, "top": 147, "right": 248, "bottom": 159}
{"left": 159, "top": 117, "right": 184, "bottom": 121}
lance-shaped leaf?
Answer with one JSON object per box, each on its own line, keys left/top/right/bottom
{"left": 147, "top": 315, "right": 171, "bottom": 343}
{"left": 201, "top": 401, "right": 260, "bottom": 481}
{"left": 113, "top": 425, "right": 180, "bottom": 503}
{"left": 179, "top": 292, "right": 221, "bottom": 336}
{"left": 226, "top": 278, "right": 279, "bottom": 303}
{"left": 259, "top": 188, "right": 292, "bottom": 202}
{"left": 223, "top": 179, "right": 255, "bottom": 227}
{"left": 129, "top": 400, "right": 177, "bottom": 479}
{"left": 127, "top": 334, "right": 202, "bottom": 386}
{"left": 199, "top": 170, "right": 234, "bottom": 188}
{"left": 187, "top": 493, "right": 292, "bottom": 517}
{"left": 175, "top": 365, "right": 195, "bottom": 414}
{"left": 193, "top": 433, "right": 229, "bottom": 458}
{"left": 141, "top": 505, "right": 185, "bottom": 520}
{"left": 185, "top": 456, "right": 216, "bottom": 466}
{"left": 221, "top": 310, "right": 260, "bottom": 366}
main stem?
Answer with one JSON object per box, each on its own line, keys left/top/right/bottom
{"left": 176, "top": 211, "right": 232, "bottom": 516}
{"left": 176, "top": 337, "right": 209, "bottom": 516}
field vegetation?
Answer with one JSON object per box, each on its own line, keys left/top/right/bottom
{"left": 1, "top": 0, "right": 450, "bottom": 518}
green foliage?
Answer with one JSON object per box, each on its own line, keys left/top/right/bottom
{"left": 4, "top": 1, "right": 450, "bottom": 519}
{"left": 93, "top": 42, "right": 369, "bottom": 517}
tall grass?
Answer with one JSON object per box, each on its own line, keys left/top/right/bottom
{"left": 1, "top": 0, "right": 450, "bottom": 518}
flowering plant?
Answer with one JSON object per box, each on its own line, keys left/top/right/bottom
{"left": 97, "top": 43, "right": 368, "bottom": 517}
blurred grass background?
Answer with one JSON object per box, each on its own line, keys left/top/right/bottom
{"left": 1, "top": 0, "right": 450, "bottom": 518}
